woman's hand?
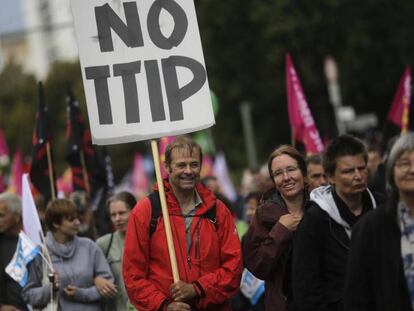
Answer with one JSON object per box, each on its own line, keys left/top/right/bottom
{"left": 63, "top": 285, "right": 77, "bottom": 299}
{"left": 94, "top": 276, "right": 117, "bottom": 299}
{"left": 279, "top": 213, "right": 303, "bottom": 231}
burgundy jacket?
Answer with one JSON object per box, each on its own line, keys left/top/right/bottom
{"left": 243, "top": 188, "right": 307, "bottom": 311}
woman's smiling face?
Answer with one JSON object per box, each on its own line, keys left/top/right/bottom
{"left": 271, "top": 154, "right": 305, "bottom": 200}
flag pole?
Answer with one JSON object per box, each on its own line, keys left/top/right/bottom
{"left": 46, "top": 142, "right": 56, "bottom": 200}
{"left": 291, "top": 127, "right": 296, "bottom": 147}
{"left": 39, "top": 231, "right": 53, "bottom": 272}
{"left": 79, "top": 150, "right": 90, "bottom": 193}
{"left": 150, "top": 139, "right": 180, "bottom": 282}
{"left": 39, "top": 233, "right": 56, "bottom": 310}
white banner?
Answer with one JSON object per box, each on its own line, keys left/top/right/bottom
{"left": 70, "top": 0, "right": 215, "bottom": 145}
{"left": 23, "top": 174, "right": 43, "bottom": 246}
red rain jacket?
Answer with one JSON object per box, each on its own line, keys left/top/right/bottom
{"left": 123, "top": 181, "right": 243, "bottom": 311}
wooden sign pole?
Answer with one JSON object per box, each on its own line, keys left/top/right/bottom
{"left": 151, "top": 139, "right": 180, "bottom": 282}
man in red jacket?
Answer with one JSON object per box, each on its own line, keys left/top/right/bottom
{"left": 123, "top": 136, "right": 243, "bottom": 311}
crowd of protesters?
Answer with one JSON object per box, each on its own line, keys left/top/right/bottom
{"left": 1, "top": 133, "right": 414, "bottom": 310}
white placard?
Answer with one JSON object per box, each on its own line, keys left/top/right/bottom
{"left": 70, "top": 0, "right": 215, "bottom": 145}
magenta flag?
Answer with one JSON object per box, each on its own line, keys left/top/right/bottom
{"left": 8, "top": 150, "right": 23, "bottom": 195}
{"left": 387, "top": 67, "right": 411, "bottom": 133}
{"left": 131, "top": 153, "right": 150, "bottom": 198}
{"left": 286, "top": 54, "right": 324, "bottom": 154}
{"left": 201, "top": 154, "right": 214, "bottom": 178}
{"left": 0, "top": 127, "right": 9, "bottom": 166}
{"left": 159, "top": 136, "right": 175, "bottom": 178}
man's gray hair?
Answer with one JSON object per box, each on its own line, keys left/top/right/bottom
{"left": 0, "top": 192, "right": 22, "bottom": 215}
{"left": 386, "top": 132, "right": 414, "bottom": 194}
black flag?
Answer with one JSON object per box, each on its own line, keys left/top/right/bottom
{"left": 30, "top": 82, "right": 55, "bottom": 202}
{"left": 66, "top": 89, "right": 113, "bottom": 234}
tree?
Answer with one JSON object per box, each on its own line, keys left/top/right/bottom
{"left": 196, "top": 0, "right": 414, "bottom": 170}
{"left": 0, "top": 61, "right": 37, "bottom": 159}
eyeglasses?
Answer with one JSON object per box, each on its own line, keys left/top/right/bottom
{"left": 395, "top": 160, "right": 414, "bottom": 174}
{"left": 271, "top": 166, "right": 300, "bottom": 180}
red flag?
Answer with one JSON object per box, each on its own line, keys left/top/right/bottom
{"left": 159, "top": 136, "right": 175, "bottom": 178}
{"left": 131, "top": 153, "right": 150, "bottom": 198}
{"left": 8, "top": 150, "right": 23, "bottom": 195}
{"left": 286, "top": 54, "right": 324, "bottom": 154}
{"left": 387, "top": 67, "right": 411, "bottom": 133}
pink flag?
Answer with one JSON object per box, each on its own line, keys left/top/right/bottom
{"left": 8, "top": 150, "right": 23, "bottom": 195}
{"left": 213, "top": 152, "right": 237, "bottom": 202}
{"left": 387, "top": 67, "right": 411, "bottom": 133}
{"left": 0, "top": 127, "right": 9, "bottom": 166}
{"left": 286, "top": 54, "right": 324, "bottom": 154}
{"left": 159, "top": 136, "right": 175, "bottom": 178}
{"left": 201, "top": 154, "right": 214, "bottom": 178}
{"left": 131, "top": 153, "right": 150, "bottom": 198}
{"left": 56, "top": 168, "right": 73, "bottom": 198}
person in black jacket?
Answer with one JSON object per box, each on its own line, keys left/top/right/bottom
{"left": 292, "top": 135, "right": 384, "bottom": 311}
{"left": 0, "top": 192, "right": 29, "bottom": 311}
{"left": 344, "top": 133, "right": 414, "bottom": 310}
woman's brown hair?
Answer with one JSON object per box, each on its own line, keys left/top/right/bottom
{"left": 45, "top": 199, "right": 77, "bottom": 232}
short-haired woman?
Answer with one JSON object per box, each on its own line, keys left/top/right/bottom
{"left": 22, "top": 199, "right": 114, "bottom": 310}
{"left": 243, "top": 145, "right": 309, "bottom": 310}
{"left": 344, "top": 133, "right": 414, "bottom": 310}
{"left": 96, "top": 192, "right": 137, "bottom": 311}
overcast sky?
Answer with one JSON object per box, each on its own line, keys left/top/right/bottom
{"left": 0, "top": 0, "right": 24, "bottom": 35}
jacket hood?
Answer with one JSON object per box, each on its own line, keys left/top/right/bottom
{"left": 310, "top": 185, "right": 377, "bottom": 235}
{"left": 261, "top": 187, "right": 309, "bottom": 208}
{"left": 261, "top": 187, "right": 285, "bottom": 206}
{"left": 46, "top": 231, "right": 77, "bottom": 259}
{"left": 152, "top": 179, "right": 217, "bottom": 215}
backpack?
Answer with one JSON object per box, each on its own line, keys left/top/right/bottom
{"left": 148, "top": 191, "right": 218, "bottom": 237}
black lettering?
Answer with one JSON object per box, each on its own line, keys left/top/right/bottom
{"left": 145, "top": 60, "right": 166, "bottom": 121}
{"left": 147, "top": 0, "right": 188, "bottom": 50}
{"left": 113, "top": 61, "right": 141, "bottom": 124}
{"left": 95, "top": 2, "right": 144, "bottom": 52}
{"left": 85, "top": 66, "right": 113, "bottom": 125}
{"left": 162, "top": 56, "right": 207, "bottom": 121}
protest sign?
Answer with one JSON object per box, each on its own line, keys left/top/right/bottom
{"left": 71, "top": 0, "right": 214, "bottom": 144}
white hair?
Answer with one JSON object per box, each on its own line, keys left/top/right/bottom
{"left": 0, "top": 192, "right": 22, "bottom": 216}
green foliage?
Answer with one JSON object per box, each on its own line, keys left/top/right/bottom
{"left": 196, "top": 0, "right": 414, "bottom": 172}
{"left": 0, "top": 61, "right": 37, "bottom": 158}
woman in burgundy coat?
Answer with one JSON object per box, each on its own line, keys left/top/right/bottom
{"left": 243, "top": 145, "right": 309, "bottom": 311}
